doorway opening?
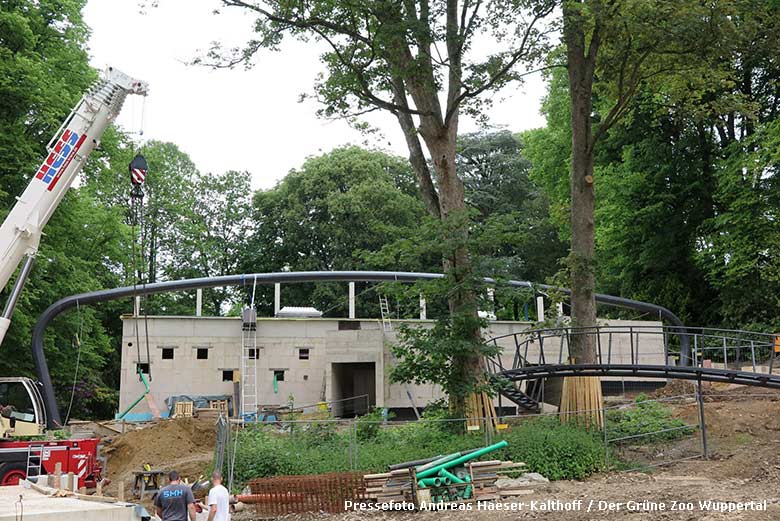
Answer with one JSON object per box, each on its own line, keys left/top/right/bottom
{"left": 331, "top": 362, "right": 376, "bottom": 417}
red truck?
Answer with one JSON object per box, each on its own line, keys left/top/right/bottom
{"left": 0, "top": 438, "right": 104, "bottom": 487}
{"left": 0, "top": 378, "right": 104, "bottom": 488}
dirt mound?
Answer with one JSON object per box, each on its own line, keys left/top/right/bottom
{"left": 102, "top": 417, "right": 216, "bottom": 495}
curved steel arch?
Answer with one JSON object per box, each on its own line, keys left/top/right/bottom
{"left": 32, "top": 270, "right": 686, "bottom": 427}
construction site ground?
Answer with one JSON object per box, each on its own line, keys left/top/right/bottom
{"left": 233, "top": 385, "right": 780, "bottom": 520}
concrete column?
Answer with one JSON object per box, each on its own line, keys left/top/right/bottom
{"left": 419, "top": 295, "right": 427, "bottom": 320}
{"left": 536, "top": 296, "right": 545, "bottom": 322}
{"left": 274, "top": 283, "right": 281, "bottom": 316}
{"left": 134, "top": 296, "right": 141, "bottom": 316}
{"left": 556, "top": 301, "right": 564, "bottom": 316}
{"left": 348, "top": 282, "right": 356, "bottom": 319}
{"left": 196, "top": 289, "right": 203, "bottom": 317}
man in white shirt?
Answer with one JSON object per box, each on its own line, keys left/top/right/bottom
{"left": 206, "top": 470, "right": 231, "bottom": 521}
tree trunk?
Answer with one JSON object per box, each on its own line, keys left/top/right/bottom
{"left": 562, "top": 1, "right": 603, "bottom": 426}
{"left": 568, "top": 105, "right": 597, "bottom": 361}
{"left": 424, "top": 132, "right": 484, "bottom": 418}
{"left": 567, "top": 29, "right": 598, "bottom": 364}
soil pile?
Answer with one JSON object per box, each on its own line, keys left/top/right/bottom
{"left": 103, "top": 417, "right": 216, "bottom": 495}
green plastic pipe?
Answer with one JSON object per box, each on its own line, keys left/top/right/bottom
{"left": 417, "top": 440, "right": 508, "bottom": 479}
{"left": 117, "top": 369, "right": 150, "bottom": 420}
{"left": 438, "top": 468, "right": 465, "bottom": 484}
{"left": 417, "top": 477, "right": 442, "bottom": 487}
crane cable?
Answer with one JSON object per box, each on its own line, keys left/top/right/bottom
{"left": 130, "top": 178, "right": 151, "bottom": 382}
{"left": 63, "top": 299, "right": 84, "bottom": 425}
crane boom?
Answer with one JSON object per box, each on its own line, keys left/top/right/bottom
{"left": 0, "top": 67, "right": 148, "bottom": 347}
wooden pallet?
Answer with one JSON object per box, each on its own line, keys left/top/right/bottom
{"left": 173, "top": 401, "right": 193, "bottom": 418}
{"left": 209, "top": 399, "right": 229, "bottom": 415}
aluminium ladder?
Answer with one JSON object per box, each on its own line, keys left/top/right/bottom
{"left": 26, "top": 444, "right": 44, "bottom": 483}
{"left": 378, "top": 295, "right": 420, "bottom": 419}
{"left": 379, "top": 296, "right": 393, "bottom": 332}
{"left": 240, "top": 307, "right": 258, "bottom": 419}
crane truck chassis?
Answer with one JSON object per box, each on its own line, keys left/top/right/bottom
{"left": 0, "top": 67, "right": 148, "bottom": 487}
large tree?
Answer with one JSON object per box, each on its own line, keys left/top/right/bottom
{"left": 0, "top": 0, "right": 127, "bottom": 418}
{"left": 243, "top": 146, "right": 427, "bottom": 315}
{"left": 208, "top": 0, "right": 557, "bottom": 416}
{"left": 558, "top": 0, "right": 730, "bottom": 422}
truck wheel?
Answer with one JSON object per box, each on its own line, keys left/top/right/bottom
{"left": 0, "top": 463, "right": 27, "bottom": 486}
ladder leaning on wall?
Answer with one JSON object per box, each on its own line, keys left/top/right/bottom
{"left": 378, "top": 295, "right": 420, "bottom": 419}
{"left": 241, "top": 307, "right": 258, "bottom": 419}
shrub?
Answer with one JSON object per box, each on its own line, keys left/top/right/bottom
{"left": 355, "top": 408, "right": 390, "bottom": 441}
{"left": 231, "top": 414, "right": 610, "bottom": 487}
{"left": 606, "top": 394, "right": 695, "bottom": 444}
{"left": 498, "top": 416, "right": 607, "bottom": 480}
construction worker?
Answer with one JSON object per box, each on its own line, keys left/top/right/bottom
{"left": 206, "top": 470, "right": 231, "bottom": 521}
{"left": 155, "top": 470, "right": 196, "bottom": 521}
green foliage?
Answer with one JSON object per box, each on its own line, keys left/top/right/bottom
{"left": 525, "top": 0, "right": 780, "bottom": 329}
{"left": 606, "top": 395, "right": 694, "bottom": 444}
{"left": 355, "top": 408, "right": 390, "bottom": 441}
{"left": 390, "top": 312, "right": 498, "bottom": 406}
{"left": 231, "top": 415, "right": 608, "bottom": 487}
{"left": 500, "top": 416, "right": 606, "bottom": 480}
{"left": 458, "top": 130, "right": 567, "bottom": 286}
{"left": 243, "top": 146, "right": 427, "bottom": 316}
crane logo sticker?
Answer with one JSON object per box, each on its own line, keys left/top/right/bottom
{"left": 35, "top": 129, "right": 87, "bottom": 191}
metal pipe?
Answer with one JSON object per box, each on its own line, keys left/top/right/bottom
{"left": 416, "top": 440, "right": 508, "bottom": 479}
{"left": 0, "top": 256, "right": 36, "bottom": 348}
{"left": 388, "top": 455, "right": 442, "bottom": 471}
{"left": 116, "top": 369, "right": 150, "bottom": 420}
{"left": 415, "top": 447, "right": 481, "bottom": 473}
{"left": 31, "top": 271, "right": 688, "bottom": 428}
{"left": 2, "top": 255, "right": 35, "bottom": 319}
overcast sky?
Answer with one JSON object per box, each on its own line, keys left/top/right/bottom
{"left": 83, "top": 1, "right": 548, "bottom": 190}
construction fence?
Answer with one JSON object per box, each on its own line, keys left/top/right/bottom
{"left": 215, "top": 389, "right": 709, "bottom": 490}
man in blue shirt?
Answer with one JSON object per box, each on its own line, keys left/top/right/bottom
{"left": 154, "top": 470, "right": 196, "bottom": 521}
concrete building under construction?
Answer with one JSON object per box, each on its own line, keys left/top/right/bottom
{"left": 118, "top": 287, "right": 666, "bottom": 420}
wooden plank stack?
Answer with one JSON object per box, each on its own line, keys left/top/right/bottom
{"left": 363, "top": 460, "right": 527, "bottom": 505}
{"left": 196, "top": 407, "right": 221, "bottom": 420}
{"left": 466, "top": 460, "right": 527, "bottom": 500}
{"left": 363, "top": 468, "right": 414, "bottom": 503}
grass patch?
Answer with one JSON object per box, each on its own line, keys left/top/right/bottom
{"left": 606, "top": 394, "right": 695, "bottom": 444}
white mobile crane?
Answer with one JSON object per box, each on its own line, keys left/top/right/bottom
{"left": 0, "top": 67, "right": 147, "bottom": 487}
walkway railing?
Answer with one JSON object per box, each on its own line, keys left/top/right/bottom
{"left": 486, "top": 325, "right": 776, "bottom": 374}
{"left": 484, "top": 326, "right": 779, "bottom": 409}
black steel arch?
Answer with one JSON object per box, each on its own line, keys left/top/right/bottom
{"left": 32, "top": 271, "right": 686, "bottom": 427}
{"left": 496, "top": 364, "right": 780, "bottom": 388}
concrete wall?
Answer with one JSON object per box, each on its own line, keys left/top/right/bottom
{"left": 119, "top": 316, "right": 664, "bottom": 417}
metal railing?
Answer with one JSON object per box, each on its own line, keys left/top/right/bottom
{"left": 485, "top": 325, "right": 777, "bottom": 377}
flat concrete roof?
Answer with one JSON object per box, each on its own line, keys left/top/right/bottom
{"left": 0, "top": 486, "right": 137, "bottom": 521}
